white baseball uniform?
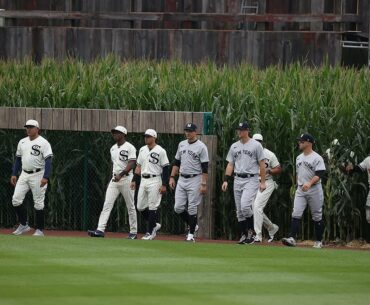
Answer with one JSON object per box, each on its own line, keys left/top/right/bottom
{"left": 96, "top": 141, "right": 137, "bottom": 233}
{"left": 136, "top": 144, "right": 170, "bottom": 211}
{"left": 253, "top": 148, "right": 280, "bottom": 240}
{"left": 358, "top": 156, "right": 370, "bottom": 223}
{"left": 12, "top": 136, "right": 53, "bottom": 210}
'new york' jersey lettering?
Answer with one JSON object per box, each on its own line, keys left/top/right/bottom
{"left": 296, "top": 151, "right": 326, "bottom": 185}
{"left": 226, "top": 139, "right": 264, "bottom": 174}
{"left": 175, "top": 140, "right": 209, "bottom": 175}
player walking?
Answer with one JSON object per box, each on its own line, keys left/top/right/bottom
{"left": 131, "top": 129, "right": 170, "bottom": 240}
{"left": 169, "top": 123, "right": 209, "bottom": 242}
{"left": 282, "top": 134, "right": 326, "bottom": 249}
{"left": 10, "top": 119, "right": 53, "bottom": 237}
{"left": 252, "top": 134, "right": 281, "bottom": 243}
{"left": 345, "top": 156, "right": 370, "bottom": 225}
{"left": 221, "top": 122, "right": 266, "bottom": 244}
{"left": 88, "top": 126, "right": 138, "bottom": 239}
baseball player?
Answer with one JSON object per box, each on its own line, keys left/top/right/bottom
{"left": 169, "top": 123, "right": 209, "bottom": 242}
{"left": 131, "top": 129, "right": 170, "bottom": 240}
{"left": 88, "top": 126, "right": 138, "bottom": 239}
{"left": 10, "top": 119, "right": 53, "bottom": 237}
{"left": 252, "top": 134, "right": 281, "bottom": 243}
{"left": 221, "top": 122, "right": 266, "bottom": 244}
{"left": 345, "top": 156, "right": 370, "bottom": 225}
{"left": 282, "top": 133, "right": 326, "bottom": 249}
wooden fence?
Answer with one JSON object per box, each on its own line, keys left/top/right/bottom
{"left": 0, "top": 106, "right": 217, "bottom": 238}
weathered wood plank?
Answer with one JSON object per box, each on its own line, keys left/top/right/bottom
{"left": 99, "top": 109, "right": 117, "bottom": 132}
{"left": 138, "top": 111, "right": 157, "bottom": 132}
{"left": 25, "top": 107, "right": 42, "bottom": 124}
{"left": 192, "top": 112, "right": 204, "bottom": 135}
{"left": 174, "top": 111, "right": 192, "bottom": 134}
{"left": 80, "top": 109, "right": 93, "bottom": 131}
{"left": 155, "top": 111, "right": 175, "bottom": 134}
{"left": 52, "top": 108, "right": 64, "bottom": 130}
{"left": 8, "top": 107, "right": 26, "bottom": 129}
{"left": 131, "top": 110, "right": 140, "bottom": 133}
{"left": 116, "top": 110, "right": 133, "bottom": 133}
{"left": 0, "top": 10, "right": 362, "bottom": 23}
{"left": 63, "top": 108, "right": 81, "bottom": 131}
{"left": 41, "top": 108, "right": 53, "bottom": 130}
{"left": 0, "top": 107, "right": 9, "bottom": 129}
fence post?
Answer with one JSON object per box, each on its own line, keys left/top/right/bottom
{"left": 82, "top": 137, "right": 89, "bottom": 230}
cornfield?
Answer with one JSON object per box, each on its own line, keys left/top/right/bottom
{"left": 0, "top": 56, "right": 369, "bottom": 241}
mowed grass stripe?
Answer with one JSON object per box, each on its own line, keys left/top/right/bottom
{"left": 0, "top": 235, "right": 369, "bottom": 305}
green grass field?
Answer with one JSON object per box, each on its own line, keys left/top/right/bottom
{"left": 1, "top": 235, "right": 370, "bottom": 305}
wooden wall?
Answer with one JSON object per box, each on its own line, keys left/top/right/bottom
{"left": 0, "top": 27, "right": 343, "bottom": 67}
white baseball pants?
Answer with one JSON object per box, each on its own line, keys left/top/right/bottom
{"left": 12, "top": 170, "right": 47, "bottom": 210}
{"left": 97, "top": 175, "right": 137, "bottom": 234}
{"left": 137, "top": 176, "right": 162, "bottom": 211}
{"left": 253, "top": 179, "right": 276, "bottom": 240}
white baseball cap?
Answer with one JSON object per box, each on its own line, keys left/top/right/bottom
{"left": 253, "top": 133, "right": 263, "bottom": 141}
{"left": 144, "top": 129, "right": 157, "bottom": 138}
{"left": 111, "top": 126, "right": 127, "bottom": 135}
{"left": 24, "top": 119, "right": 39, "bottom": 128}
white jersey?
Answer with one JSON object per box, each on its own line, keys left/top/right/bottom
{"left": 296, "top": 151, "right": 326, "bottom": 186}
{"left": 175, "top": 139, "right": 209, "bottom": 175}
{"left": 260, "top": 148, "right": 280, "bottom": 180}
{"left": 110, "top": 141, "right": 136, "bottom": 176}
{"left": 16, "top": 136, "right": 53, "bottom": 171}
{"left": 358, "top": 156, "right": 370, "bottom": 185}
{"left": 137, "top": 144, "right": 170, "bottom": 175}
{"left": 226, "top": 139, "right": 265, "bottom": 175}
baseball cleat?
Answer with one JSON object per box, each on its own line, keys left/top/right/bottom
{"left": 141, "top": 232, "right": 152, "bottom": 240}
{"left": 252, "top": 236, "right": 262, "bottom": 243}
{"left": 268, "top": 224, "right": 279, "bottom": 242}
{"left": 150, "top": 223, "right": 161, "bottom": 240}
{"left": 313, "top": 241, "right": 323, "bottom": 249}
{"left": 127, "top": 233, "right": 137, "bottom": 240}
{"left": 238, "top": 234, "right": 247, "bottom": 244}
{"left": 186, "top": 233, "right": 195, "bottom": 242}
{"left": 88, "top": 230, "right": 105, "bottom": 238}
{"left": 12, "top": 224, "right": 31, "bottom": 235}
{"left": 282, "top": 237, "right": 296, "bottom": 247}
{"left": 244, "top": 230, "right": 256, "bottom": 244}
{"left": 33, "top": 229, "right": 44, "bottom": 237}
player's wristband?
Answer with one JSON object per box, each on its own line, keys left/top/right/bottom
{"left": 223, "top": 175, "right": 232, "bottom": 183}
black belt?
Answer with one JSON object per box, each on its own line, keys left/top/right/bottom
{"left": 180, "top": 174, "right": 200, "bottom": 179}
{"left": 23, "top": 169, "right": 41, "bottom": 174}
{"left": 235, "top": 173, "right": 255, "bottom": 178}
{"left": 142, "top": 174, "right": 158, "bottom": 179}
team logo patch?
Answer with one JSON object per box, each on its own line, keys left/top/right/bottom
{"left": 31, "top": 145, "right": 41, "bottom": 156}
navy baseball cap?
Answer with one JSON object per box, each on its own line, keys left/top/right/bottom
{"left": 184, "top": 123, "right": 197, "bottom": 131}
{"left": 236, "top": 122, "right": 250, "bottom": 130}
{"left": 297, "top": 133, "right": 315, "bottom": 144}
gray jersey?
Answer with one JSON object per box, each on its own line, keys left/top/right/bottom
{"left": 296, "top": 151, "right": 326, "bottom": 186}
{"left": 175, "top": 139, "right": 209, "bottom": 175}
{"left": 226, "top": 139, "right": 265, "bottom": 175}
